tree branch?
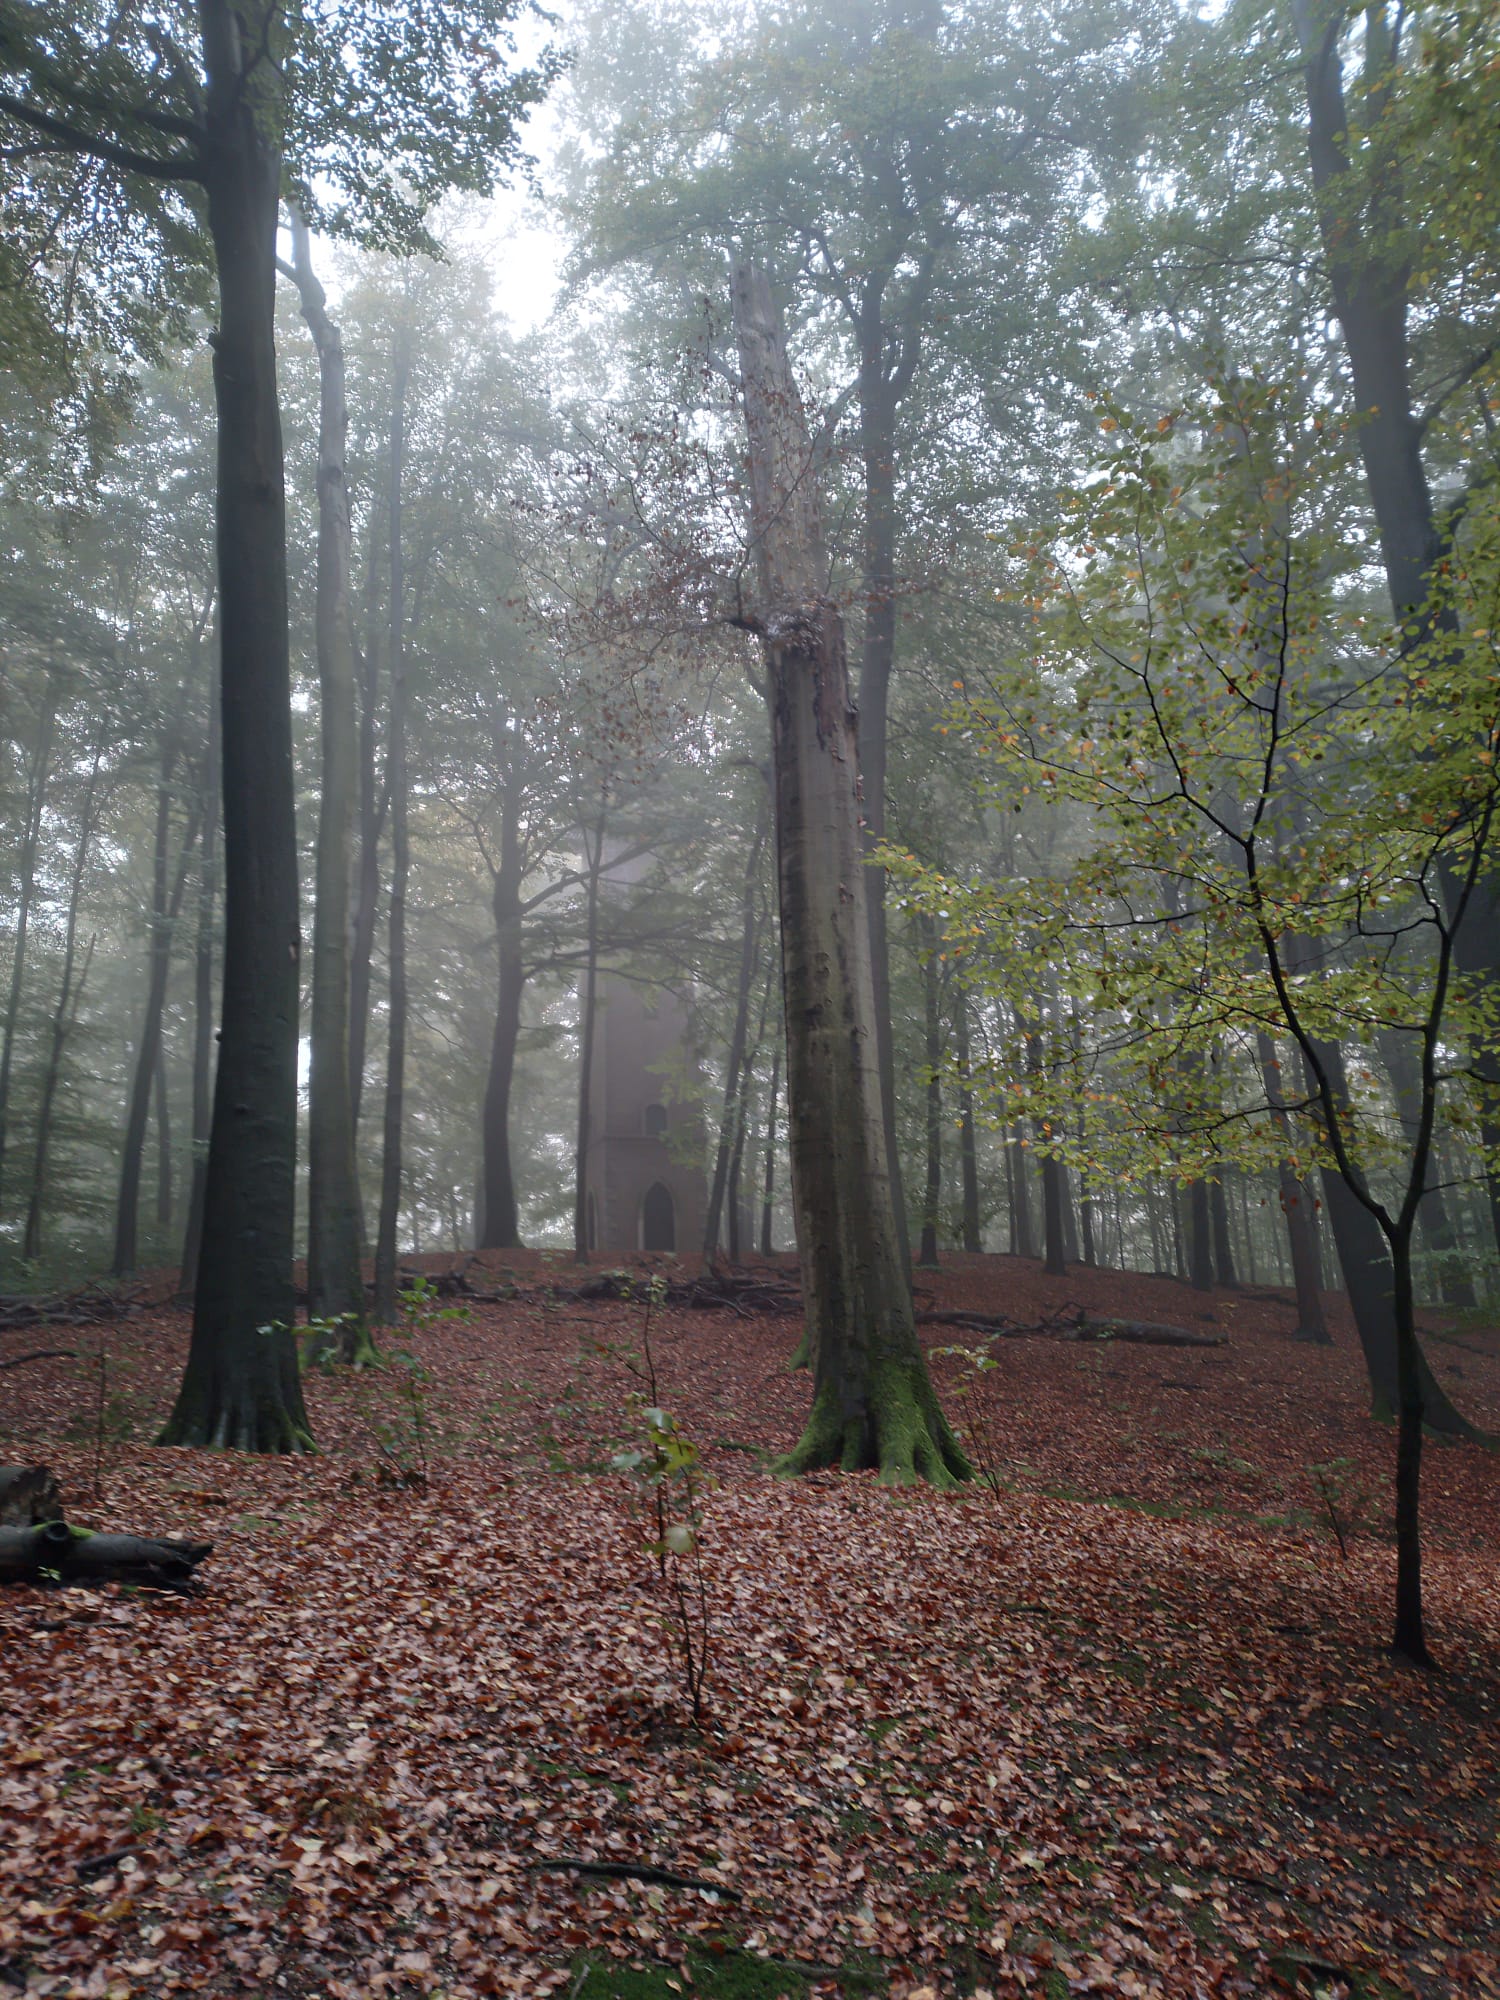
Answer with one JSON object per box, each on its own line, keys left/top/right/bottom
{"left": 0, "top": 92, "right": 201, "bottom": 180}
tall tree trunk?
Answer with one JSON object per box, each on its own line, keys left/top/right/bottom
{"left": 732, "top": 260, "right": 964, "bottom": 1483}
{"left": 1026, "top": 1018, "right": 1066, "bottom": 1276}
{"left": 728, "top": 965, "right": 773, "bottom": 1265}
{"left": 154, "top": 1047, "right": 173, "bottom": 1232}
{"left": 289, "top": 213, "right": 368, "bottom": 1351}
{"left": 161, "top": 0, "right": 309, "bottom": 1451}
{"left": 855, "top": 369, "right": 911, "bottom": 1281}
{"left": 1187, "top": 1180, "right": 1215, "bottom": 1292}
{"left": 479, "top": 714, "right": 527, "bottom": 1250}
{"left": 22, "top": 747, "right": 102, "bottom": 1262}
{"left": 759, "top": 1041, "right": 780, "bottom": 1255}
{"left": 916, "top": 913, "right": 942, "bottom": 1269}
{"left": 0, "top": 673, "right": 57, "bottom": 1221}
{"left": 953, "top": 986, "right": 982, "bottom": 1254}
{"left": 1292, "top": 0, "right": 1500, "bottom": 1256}
{"left": 178, "top": 696, "right": 219, "bottom": 1301}
{"left": 372, "top": 336, "right": 411, "bottom": 1325}
{"left": 703, "top": 809, "right": 766, "bottom": 1263}
{"left": 572, "top": 801, "right": 607, "bottom": 1264}
{"left": 1210, "top": 1175, "right": 1236, "bottom": 1288}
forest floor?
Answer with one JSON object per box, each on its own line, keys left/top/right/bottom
{"left": 2, "top": 1251, "right": 1499, "bottom": 2000}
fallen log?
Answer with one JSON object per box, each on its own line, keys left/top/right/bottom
{"left": 0, "top": 1348, "right": 76, "bottom": 1372}
{"left": 1077, "top": 1316, "right": 1226, "bottom": 1348}
{"left": 920, "top": 1308, "right": 1226, "bottom": 1348}
{"left": 0, "top": 1464, "right": 63, "bottom": 1525}
{"left": 0, "top": 1520, "right": 212, "bottom": 1591}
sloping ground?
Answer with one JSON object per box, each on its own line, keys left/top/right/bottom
{"left": 1, "top": 1252, "right": 1497, "bottom": 2000}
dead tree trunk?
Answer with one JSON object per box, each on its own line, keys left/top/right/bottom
{"left": 731, "top": 260, "right": 964, "bottom": 1485}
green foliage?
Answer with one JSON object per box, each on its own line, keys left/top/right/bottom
{"left": 891, "top": 375, "right": 1500, "bottom": 1218}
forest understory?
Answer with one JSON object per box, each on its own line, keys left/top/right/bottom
{"left": 2, "top": 1254, "right": 1498, "bottom": 2000}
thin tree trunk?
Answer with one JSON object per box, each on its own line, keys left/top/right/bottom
{"left": 161, "top": 0, "right": 309, "bottom": 1451}
{"left": 732, "top": 259, "right": 964, "bottom": 1483}
{"left": 113, "top": 763, "right": 201, "bottom": 1277}
{"left": 154, "top": 1046, "right": 173, "bottom": 1232}
{"left": 728, "top": 962, "right": 774, "bottom": 1264}
{"left": 759, "top": 1041, "right": 780, "bottom": 1255}
{"left": 1187, "top": 1180, "right": 1214, "bottom": 1292}
{"left": 703, "top": 808, "right": 767, "bottom": 1263}
{"left": 289, "top": 212, "right": 368, "bottom": 1350}
{"left": 1010, "top": 1121, "right": 1035, "bottom": 1259}
{"left": 1025, "top": 1017, "right": 1066, "bottom": 1276}
{"left": 372, "top": 335, "right": 411, "bottom": 1325}
{"left": 953, "top": 985, "right": 981, "bottom": 1253}
{"left": 22, "top": 747, "right": 102, "bottom": 1263}
{"left": 572, "top": 800, "right": 607, "bottom": 1264}
{"left": 178, "top": 695, "right": 219, "bottom": 1303}
{"left": 916, "top": 913, "right": 943, "bottom": 1268}
{"left": 1210, "top": 1174, "right": 1236, "bottom": 1288}
{"left": 479, "top": 718, "right": 528, "bottom": 1251}
{"left": 0, "top": 674, "right": 57, "bottom": 1219}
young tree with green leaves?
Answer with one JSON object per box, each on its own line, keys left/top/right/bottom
{"left": 898, "top": 383, "right": 1500, "bottom": 1658}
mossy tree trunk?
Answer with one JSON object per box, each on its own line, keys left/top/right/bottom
{"left": 731, "top": 261, "right": 965, "bottom": 1486}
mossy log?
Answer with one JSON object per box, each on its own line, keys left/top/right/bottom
{"left": 0, "top": 1520, "right": 212, "bottom": 1591}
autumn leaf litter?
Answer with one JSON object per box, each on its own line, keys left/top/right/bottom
{"left": 2, "top": 1252, "right": 1498, "bottom": 1999}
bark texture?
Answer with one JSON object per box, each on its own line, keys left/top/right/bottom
{"left": 732, "top": 261, "right": 965, "bottom": 1485}
{"left": 160, "top": 0, "right": 309, "bottom": 1452}
{"left": 290, "top": 213, "right": 368, "bottom": 1348}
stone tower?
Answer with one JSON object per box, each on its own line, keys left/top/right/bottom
{"left": 581, "top": 975, "right": 707, "bottom": 1256}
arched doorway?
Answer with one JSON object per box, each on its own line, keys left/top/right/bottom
{"left": 641, "top": 1181, "right": 675, "bottom": 1252}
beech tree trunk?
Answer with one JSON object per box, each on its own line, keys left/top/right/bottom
{"left": 759, "top": 1042, "right": 780, "bottom": 1255}
{"left": 23, "top": 749, "right": 102, "bottom": 1263}
{"left": 917, "top": 913, "right": 942, "bottom": 1269}
{"left": 954, "top": 988, "right": 982, "bottom": 1253}
{"left": 479, "top": 724, "right": 528, "bottom": 1251}
{"left": 1188, "top": 1180, "right": 1214, "bottom": 1293}
{"left": 113, "top": 740, "right": 200, "bottom": 1276}
{"left": 1255, "top": 1029, "right": 1329, "bottom": 1341}
{"left": 1010, "top": 1122, "right": 1035, "bottom": 1259}
{"left": 572, "top": 802, "right": 607, "bottom": 1263}
{"left": 704, "top": 810, "right": 766, "bottom": 1262}
{"left": 290, "top": 214, "right": 368, "bottom": 1350}
{"left": 732, "top": 261, "right": 964, "bottom": 1484}
{"left": 856, "top": 368, "right": 911, "bottom": 1282}
{"left": 161, "top": 0, "right": 309, "bottom": 1452}
{"left": 1292, "top": 0, "right": 1500, "bottom": 1258}
{"left": 178, "top": 694, "right": 219, "bottom": 1303}
{"left": 0, "top": 673, "right": 56, "bottom": 1219}
{"left": 373, "top": 336, "right": 411, "bottom": 1325}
